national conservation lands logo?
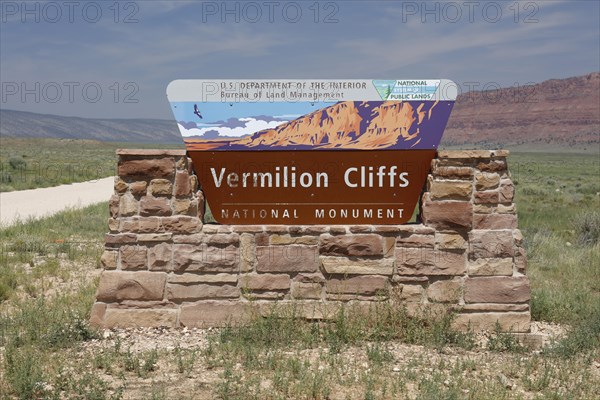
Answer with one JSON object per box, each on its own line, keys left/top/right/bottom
{"left": 167, "top": 79, "right": 457, "bottom": 224}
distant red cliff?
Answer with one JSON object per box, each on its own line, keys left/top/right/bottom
{"left": 443, "top": 72, "right": 600, "bottom": 148}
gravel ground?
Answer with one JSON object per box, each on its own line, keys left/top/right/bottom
{"left": 0, "top": 177, "right": 114, "bottom": 226}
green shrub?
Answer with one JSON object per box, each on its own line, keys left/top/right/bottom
{"left": 9, "top": 156, "right": 27, "bottom": 170}
{"left": 572, "top": 210, "right": 600, "bottom": 245}
{"left": 486, "top": 322, "right": 526, "bottom": 353}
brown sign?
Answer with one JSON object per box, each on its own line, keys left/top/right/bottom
{"left": 167, "top": 79, "right": 457, "bottom": 224}
{"left": 188, "top": 150, "right": 435, "bottom": 225}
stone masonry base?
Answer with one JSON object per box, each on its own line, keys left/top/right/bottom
{"left": 91, "top": 149, "right": 530, "bottom": 333}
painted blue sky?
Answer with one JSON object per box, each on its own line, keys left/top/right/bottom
{"left": 1, "top": 0, "right": 598, "bottom": 119}
{"left": 172, "top": 100, "right": 325, "bottom": 138}
{"left": 171, "top": 101, "right": 324, "bottom": 124}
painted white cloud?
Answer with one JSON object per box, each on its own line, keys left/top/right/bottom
{"left": 178, "top": 117, "right": 286, "bottom": 138}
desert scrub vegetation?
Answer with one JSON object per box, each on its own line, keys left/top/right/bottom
{"left": 0, "top": 202, "right": 107, "bottom": 303}
{"left": 0, "top": 151, "right": 599, "bottom": 399}
{"left": 510, "top": 153, "right": 600, "bottom": 357}
{"left": 0, "top": 138, "right": 183, "bottom": 192}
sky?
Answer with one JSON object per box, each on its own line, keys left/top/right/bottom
{"left": 171, "top": 100, "right": 319, "bottom": 137}
{"left": 1, "top": 0, "right": 599, "bottom": 119}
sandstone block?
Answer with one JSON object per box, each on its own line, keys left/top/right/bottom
{"left": 173, "top": 243, "right": 239, "bottom": 273}
{"left": 233, "top": 225, "right": 264, "bottom": 233}
{"left": 473, "top": 204, "right": 495, "bottom": 214}
{"left": 271, "top": 234, "right": 318, "bottom": 245}
{"left": 167, "top": 283, "right": 239, "bottom": 301}
{"left": 428, "top": 179, "right": 473, "bottom": 200}
{"left": 89, "top": 303, "right": 107, "bottom": 327}
{"left": 114, "top": 178, "right": 128, "bottom": 193}
{"left": 169, "top": 273, "right": 238, "bottom": 284}
{"left": 474, "top": 190, "right": 499, "bottom": 204}
{"left": 326, "top": 275, "right": 388, "bottom": 296}
{"left": 293, "top": 273, "right": 325, "bottom": 283}
{"left": 459, "top": 303, "right": 529, "bottom": 312}
{"left": 148, "top": 242, "right": 172, "bottom": 271}
{"left": 179, "top": 301, "right": 251, "bottom": 327}
{"left": 396, "top": 248, "right": 466, "bottom": 276}
{"left": 108, "top": 218, "right": 120, "bottom": 232}
{"left": 137, "top": 233, "right": 172, "bottom": 242}
{"left": 118, "top": 157, "right": 175, "bottom": 179}
{"left": 473, "top": 214, "right": 517, "bottom": 230}
{"left": 263, "top": 226, "right": 290, "bottom": 234}
{"left": 203, "top": 225, "right": 232, "bottom": 234}
{"left": 468, "top": 258, "right": 513, "bottom": 276}
{"left": 319, "top": 234, "right": 383, "bottom": 257}
{"left": 397, "top": 284, "right": 424, "bottom": 302}
{"left": 256, "top": 245, "right": 318, "bottom": 273}
{"left": 397, "top": 233, "right": 435, "bottom": 248}
{"left": 330, "top": 226, "right": 348, "bottom": 234}
{"left": 476, "top": 160, "right": 506, "bottom": 172}
{"left": 451, "top": 312, "right": 530, "bottom": 333}
{"left": 392, "top": 275, "right": 429, "bottom": 284}
{"left": 255, "top": 232, "right": 269, "bottom": 246}
{"left": 149, "top": 179, "right": 173, "bottom": 196}
{"left": 294, "top": 226, "right": 328, "bottom": 234}
{"left": 138, "top": 217, "right": 163, "bottom": 233}
{"left": 428, "top": 279, "right": 462, "bottom": 303}
{"left": 105, "top": 233, "right": 137, "bottom": 245}
{"left": 320, "top": 256, "right": 394, "bottom": 275}
{"left": 96, "top": 271, "right": 166, "bottom": 302}
{"left": 120, "top": 218, "right": 139, "bottom": 232}
{"left": 513, "top": 229, "right": 523, "bottom": 245}
{"left": 242, "top": 273, "right": 291, "bottom": 291}
{"left": 348, "top": 226, "right": 373, "bottom": 233}
{"left": 100, "top": 250, "right": 118, "bottom": 270}
{"left": 109, "top": 194, "right": 119, "bottom": 218}
{"left": 475, "top": 172, "right": 500, "bottom": 190}
{"left": 174, "top": 171, "right": 191, "bottom": 197}
{"left": 421, "top": 197, "right": 473, "bottom": 231}
{"left": 120, "top": 245, "right": 147, "bottom": 270}
{"left": 119, "top": 193, "right": 138, "bottom": 217}
{"left": 515, "top": 246, "right": 527, "bottom": 272}
{"left": 140, "top": 196, "right": 171, "bottom": 217}
{"left": 499, "top": 180, "right": 515, "bottom": 203}
{"left": 172, "top": 234, "right": 203, "bottom": 244}
{"left": 102, "top": 308, "right": 177, "bottom": 328}
{"left": 244, "top": 291, "right": 286, "bottom": 300}
{"left": 438, "top": 150, "right": 495, "bottom": 159}
{"left": 383, "top": 236, "right": 395, "bottom": 257}
{"left": 431, "top": 163, "right": 474, "bottom": 179}
{"left": 130, "top": 181, "right": 148, "bottom": 196}
{"left": 173, "top": 199, "right": 193, "bottom": 215}
{"left": 497, "top": 203, "right": 516, "bottom": 214}
{"left": 435, "top": 233, "right": 467, "bottom": 249}
{"left": 464, "top": 276, "right": 530, "bottom": 303}
{"left": 197, "top": 190, "right": 205, "bottom": 220}
{"left": 161, "top": 216, "right": 201, "bottom": 234}
{"left": 469, "top": 230, "right": 514, "bottom": 258}
{"left": 240, "top": 233, "right": 256, "bottom": 272}
{"left": 190, "top": 174, "right": 198, "bottom": 193}
{"left": 291, "top": 282, "right": 322, "bottom": 299}
{"left": 205, "top": 233, "right": 240, "bottom": 246}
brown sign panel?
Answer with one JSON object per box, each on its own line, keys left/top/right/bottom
{"left": 188, "top": 150, "right": 435, "bottom": 225}
{"left": 167, "top": 80, "right": 457, "bottom": 224}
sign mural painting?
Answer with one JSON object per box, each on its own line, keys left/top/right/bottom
{"left": 167, "top": 80, "right": 457, "bottom": 224}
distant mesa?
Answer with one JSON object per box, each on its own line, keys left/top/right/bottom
{"left": 184, "top": 100, "right": 454, "bottom": 151}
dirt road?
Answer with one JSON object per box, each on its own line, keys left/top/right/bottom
{"left": 0, "top": 177, "right": 114, "bottom": 226}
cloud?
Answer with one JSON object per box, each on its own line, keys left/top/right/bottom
{"left": 178, "top": 121, "right": 200, "bottom": 130}
{"left": 177, "top": 117, "right": 286, "bottom": 138}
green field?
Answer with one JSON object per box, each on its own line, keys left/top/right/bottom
{"left": 0, "top": 147, "right": 598, "bottom": 399}
{"left": 0, "top": 138, "right": 184, "bottom": 192}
